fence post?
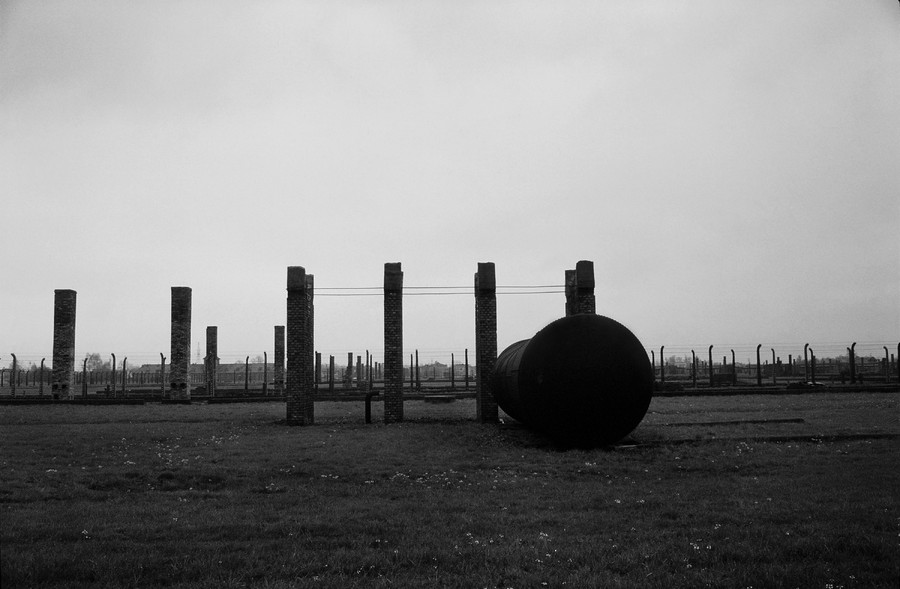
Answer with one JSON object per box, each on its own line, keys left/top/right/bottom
{"left": 159, "top": 353, "right": 166, "bottom": 398}
{"left": 39, "top": 358, "right": 45, "bottom": 395}
{"left": 803, "top": 344, "right": 809, "bottom": 382}
{"left": 691, "top": 350, "right": 696, "bottom": 388}
{"left": 122, "top": 357, "right": 127, "bottom": 396}
{"left": 328, "top": 355, "right": 335, "bottom": 394}
{"left": 708, "top": 345, "right": 714, "bottom": 387}
{"left": 263, "top": 351, "right": 269, "bottom": 395}
{"left": 10, "top": 353, "right": 17, "bottom": 397}
{"left": 450, "top": 353, "right": 455, "bottom": 390}
{"left": 810, "top": 348, "right": 816, "bottom": 383}
{"left": 756, "top": 345, "right": 762, "bottom": 386}
{"left": 660, "top": 346, "right": 665, "bottom": 385}
{"left": 771, "top": 348, "right": 777, "bottom": 384}
{"left": 731, "top": 349, "right": 736, "bottom": 386}
{"left": 82, "top": 357, "right": 88, "bottom": 397}
{"left": 465, "top": 348, "right": 469, "bottom": 391}
{"left": 110, "top": 353, "right": 116, "bottom": 397}
{"left": 849, "top": 343, "right": 856, "bottom": 383}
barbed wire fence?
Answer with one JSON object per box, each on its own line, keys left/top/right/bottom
{"left": 2, "top": 284, "right": 898, "bottom": 392}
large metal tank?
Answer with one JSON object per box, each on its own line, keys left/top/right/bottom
{"left": 492, "top": 314, "right": 653, "bottom": 446}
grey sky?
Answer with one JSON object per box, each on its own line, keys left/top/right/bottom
{"left": 2, "top": 1, "right": 898, "bottom": 368}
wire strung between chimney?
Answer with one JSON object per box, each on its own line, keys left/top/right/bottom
{"left": 313, "top": 284, "right": 565, "bottom": 297}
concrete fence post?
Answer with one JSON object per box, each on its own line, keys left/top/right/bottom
{"left": 82, "top": 357, "right": 88, "bottom": 397}
{"left": 465, "top": 348, "right": 469, "bottom": 390}
{"left": 756, "top": 344, "right": 762, "bottom": 386}
{"left": 660, "top": 346, "right": 665, "bottom": 385}
{"left": 691, "top": 350, "right": 697, "bottom": 388}
{"left": 803, "top": 343, "right": 810, "bottom": 382}
{"left": 771, "top": 349, "right": 777, "bottom": 384}
{"left": 810, "top": 347, "right": 816, "bottom": 383}
{"left": 111, "top": 353, "right": 117, "bottom": 397}
{"left": 10, "top": 353, "right": 17, "bottom": 397}
{"left": 328, "top": 355, "right": 335, "bottom": 394}
{"left": 731, "top": 349, "right": 736, "bottom": 386}
{"left": 159, "top": 354, "right": 166, "bottom": 397}
{"left": 451, "top": 353, "right": 456, "bottom": 390}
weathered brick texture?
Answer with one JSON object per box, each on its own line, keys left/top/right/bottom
{"left": 286, "top": 267, "right": 314, "bottom": 425}
{"left": 205, "top": 326, "right": 218, "bottom": 397}
{"left": 169, "top": 287, "right": 192, "bottom": 400}
{"left": 274, "top": 325, "right": 285, "bottom": 394}
{"left": 304, "top": 274, "right": 315, "bottom": 423}
{"left": 383, "top": 263, "right": 404, "bottom": 423}
{"left": 565, "top": 261, "right": 596, "bottom": 315}
{"left": 564, "top": 269, "right": 576, "bottom": 317}
{"left": 575, "top": 260, "right": 596, "bottom": 315}
{"left": 475, "top": 263, "right": 498, "bottom": 423}
{"left": 51, "top": 289, "right": 77, "bottom": 399}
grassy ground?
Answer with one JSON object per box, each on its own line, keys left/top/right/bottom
{"left": 1, "top": 394, "right": 898, "bottom": 588}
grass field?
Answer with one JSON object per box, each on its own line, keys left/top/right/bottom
{"left": 1, "top": 393, "right": 898, "bottom": 588}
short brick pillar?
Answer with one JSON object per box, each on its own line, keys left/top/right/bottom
{"left": 575, "top": 260, "right": 596, "bottom": 315}
{"left": 169, "top": 287, "right": 192, "bottom": 400}
{"left": 564, "top": 269, "right": 577, "bottom": 317}
{"left": 51, "top": 289, "right": 77, "bottom": 399}
{"left": 383, "top": 262, "right": 404, "bottom": 423}
{"left": 286, "top": 267, "right": 314, "bottom": 425}
{"left": 205, "top": 326, "right": 217, "bottom": 397}
{"left": 274, "top": 325, "right": 285, "bottom": 395}
{"left": 475, "top": 262, "right": 498, "bottom": 423}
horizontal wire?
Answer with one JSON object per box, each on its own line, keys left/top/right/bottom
{"left": 316, "top": 290, "right": 564, "bottom": 297}
{"left": 315, "top": 284, "right": 565, "bottom": 291}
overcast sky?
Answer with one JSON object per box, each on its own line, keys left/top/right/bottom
{"left": 2, "top": 1, "right": 898, "bottom": 369}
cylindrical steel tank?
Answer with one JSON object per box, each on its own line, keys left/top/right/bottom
{"left": 492, "top": 314, "right": 653, "bottom": 446}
